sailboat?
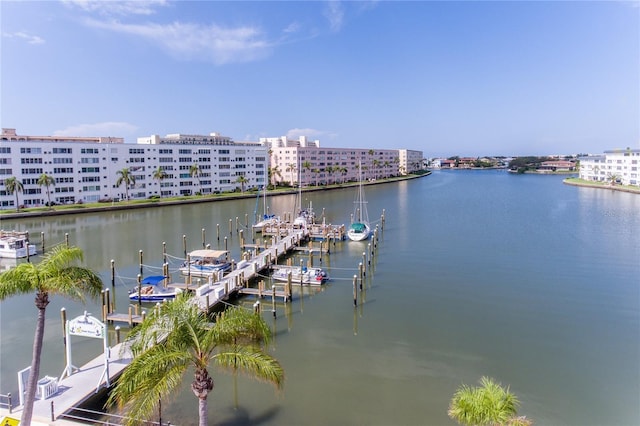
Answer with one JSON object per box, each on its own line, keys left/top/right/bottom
{"left": 347, "top": 163, "right": 371, "bottom": 241}
{"left": 252, "top": 185, "right": 279, "bottom": 232}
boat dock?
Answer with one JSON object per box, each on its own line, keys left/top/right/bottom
{"left": 2, "top": 340, "right": 134, "bottom": 425}
{"left": 102, "top": 228, "right": 310, "bottom": 325}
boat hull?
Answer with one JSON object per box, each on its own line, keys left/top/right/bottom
{"left": 347, "top": 222, "right": 370, "bottom": 241}
{"left": 271, "top": 266, "right": 329, "bottom": 285}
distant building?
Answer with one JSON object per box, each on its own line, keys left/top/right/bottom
{"left": 0, "top": 128, "right": 268, "bottom": 209}
{"left": 579, "top": 148, "right": 640, "bottom": 186}
{"left": 260, "top": 136, "right": 423, "bottom": 186}
{"left": 537, "top": 160, "right": 576, "bottom": 172}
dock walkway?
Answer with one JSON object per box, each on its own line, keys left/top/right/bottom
{"left": 188, "top": 228, "right": 306, "bottom": 310}
{"left": 5, "top": 341, "right": 133, "bottom": 425}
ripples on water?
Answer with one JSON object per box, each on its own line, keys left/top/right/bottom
{"left": 1, "top": 171, "right": 638, "bottom": 425}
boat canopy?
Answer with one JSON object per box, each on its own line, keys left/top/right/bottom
{"left": 350, "top": 223, "right": 368, "bottom": 232}
{"left": 188, "top": 249, "right": 228, "bottom": 259}
{"left": 141, "top": 275, "right": 168, "bottom": 285}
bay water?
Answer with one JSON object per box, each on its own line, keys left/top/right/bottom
{"left": 1, "top": 170, "right": 638, "bottom": 425}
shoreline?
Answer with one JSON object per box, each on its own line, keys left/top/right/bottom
{"left": 0, "top": 173, "right": 429, "bottom": 220}
{"left": 563, "top": 178, "right": 640, "bottom": 194}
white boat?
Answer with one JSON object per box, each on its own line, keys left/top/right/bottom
{"left": 129, "top": 275, "right": 181, "bottom": 302}
{"left": 347, "top": 164, "right": 371, "bottom": 241}
{"left": 180, "top": 249, "right": 231, "bottom": 278}
{"left": 0, "top": 230, "right": 38, "bottom": 258}
{"left": 271, "top": 265, "right": 329, "bottom": 285}
{"left": 253, "top": 186, "right": 280, "bottom": 232}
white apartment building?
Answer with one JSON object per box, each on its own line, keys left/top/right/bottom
{"left": 261, "top": 136, "right": 423, "bottom": 186}
{"left": 578, "top": 148, "right": 640, "bottom": 186}
{"left": 0, "top": 128, "right": 268, "bottom": 209}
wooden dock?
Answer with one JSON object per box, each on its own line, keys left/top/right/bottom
{"left": 188, "top": 229, "right": 307, "bottom": 311}
{"left": 7, "top": 341, "right": 134, "bottom": 424}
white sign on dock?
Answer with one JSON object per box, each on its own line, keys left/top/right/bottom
{"left": 61, "top": 311, "right": 110, "bottom": 392}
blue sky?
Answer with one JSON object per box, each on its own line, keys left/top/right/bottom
{"left": 1, "top": 1, "right": 638, "bottom": 157}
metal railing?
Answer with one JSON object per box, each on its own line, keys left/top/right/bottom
{"left": 58, "top": 406, "right": 172, "bottom": 425}
{"left": 0, "top": 392, "right": 13, "bottom": 413}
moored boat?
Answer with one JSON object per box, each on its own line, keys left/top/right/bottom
{"left": 347, "top": 164, "right": 371, "bottom": 241}
{"left": 0, "top": 230, "right": 38, "bottom": 259}
{"left": 179, "top": 249, "right": 231, "bottom": 278}
{"left": 129, "top": 275, "right": 181, "bottom": 302}
{"left": 271, "top": 265, "right": 329, "bottom": 285}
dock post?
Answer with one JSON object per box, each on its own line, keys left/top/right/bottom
{"left": 111, "top": 260, "right": 115, "bottom": 288}
{"left": 41, "top": 231, "right": 45, "bottom": 254}
{"left": 128, "top": 306, "right": 133, "bottom": 326}
{"left": 254, "top": 300, "right": 261, "bottom": 314}
{"left": 225, "top": 236, "right": 228, "bottom": 252}
{"left": 137, "top": 274, "right": 142, "bottom": 308}
{"left": 61, "top": 307, "right": 67, "bottom": 348}
{"left": 300, "top": 259, "right": 304, "bottom": 287}
{"left": 163, "top": 242, "right": 167, "bottom": 264}
{"left": 236, "top": 217, "right": 240, "bottom": 233}
{"left": 139, "top": 250, "right": 144, "bottom": 277}
{"left": 362, "top": 252, "right": 367, "bottom": 277}
{"left": 245, "top": 213, "right": 249, "bottom": 229}
{"left": 359, "top": 263, "right": 364, "bottom": 290}
{"left": 65, "top": 232, "right": 69, "bottom": 247}
{"left": 202, "top": 228, "right": 206, "bottom": 248}
{"left": 272, "top": 286, "right": 276, "bottom": 318}
{"left": 216, "top": 223, "right": 220, "bottom": 241}
{"left": 229, "top": 218, "right": 233, "bottom": 235}
{"left": 26, "top": 242, "right": 30, "bottom": 263}
{"left": 309, "top": 245, "right": 314, "bottom": 268}
{"left": 239, "top": 229, "right": 244, "bottom": 249}
{"left": 115, "top": 326, "right": 121, "bottom": 344}
{"left": 183, "top": 235, "right": 187, "bottom": 257}
{"left": 286, "top": 281, "right": 292, "bottom": 301}
{"left": 105, "top": 288, "right": 111, "bottom": 317}
{"left": 206, "top": 295, "right": 210, "bottom": 311}
{"left": 353, "top": 275, "right": 358, "bottom": 306}
{"left": 368, "top": 243, "right": 372, "bottom": 265}
{"left": 50, "top": 400, "right": 54, "bottom": 422}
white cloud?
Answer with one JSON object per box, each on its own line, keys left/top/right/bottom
{"left": 283, "top": 22, "right": 301, "bottom": 34}
{"left": 84, "top": 18, "right": 272, "bottom": 65}
{"left": 324, "top": 0, "right": 344, "bottom": 33}
{"left": 3, "top": 31, "right": 45, "bottom": 45}
{"left": 62, "top": 0, "right": 168, "bottom": 16}
{"left": 54, "top": 122, "right": 138, "bottom": 138}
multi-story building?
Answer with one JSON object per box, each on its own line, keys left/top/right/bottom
{"left": 0, "top": 128, "right": 268, "bottom": 209}
{"left": 579, "top": 148, "right": 640, "bottom": 186}
{"left": 261, "top": 136, "right": 423, "bottom": 186}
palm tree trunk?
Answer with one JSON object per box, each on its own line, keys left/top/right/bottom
{"left": 21, "top": 303, "right": 47, "bottom": 425}
{"left": 199, "top": 397, "right": 208, "bottom": 426}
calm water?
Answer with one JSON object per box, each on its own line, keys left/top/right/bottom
{"left": 1, "top": 170, "right": 638, "bottom": 426}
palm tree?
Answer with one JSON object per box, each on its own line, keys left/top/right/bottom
{"left": 107, "top": 294, "right": 284, "bottom": 426}
{"left": 0, "top": 245, "right": 103, "bottom": 426}
{"left": 301, "top": 161, "right": 312, "bottom": 186}
{"left": 4, "top": 176, "right": 24, "bottom": 212}
{"left": 324, "top": 165, "right": 334, "bottom": 185}
{"left": 152, "top": 168, "right": 168, "bottom": 198}
{"left": 190, "top": 163, "right": 202, "bottom": 195}
{"left": 312, "top": 168, "right": 320, "bottom": 186}
{"left": 116, "top": 168, "right": 135, "bottom": 201}
{"left": 235, "top": 175, "right": 248, "bottom": 193}
{"left": 372, "top": 159, "right": 380, "bottom": 180}
{"left": 606, "top": 173, "right": 620, "bottom": 186}
{"left": 37, "top": 173, "right": 55, "bottom": 208}
{"left": 448, "top": 376, "right": 531, "bottom": 426}
{"left": 269, "top": 165, "right": 282, "bottom": 187}
{"left": 286, "top": 163, "right": 297, "bottom": 187}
